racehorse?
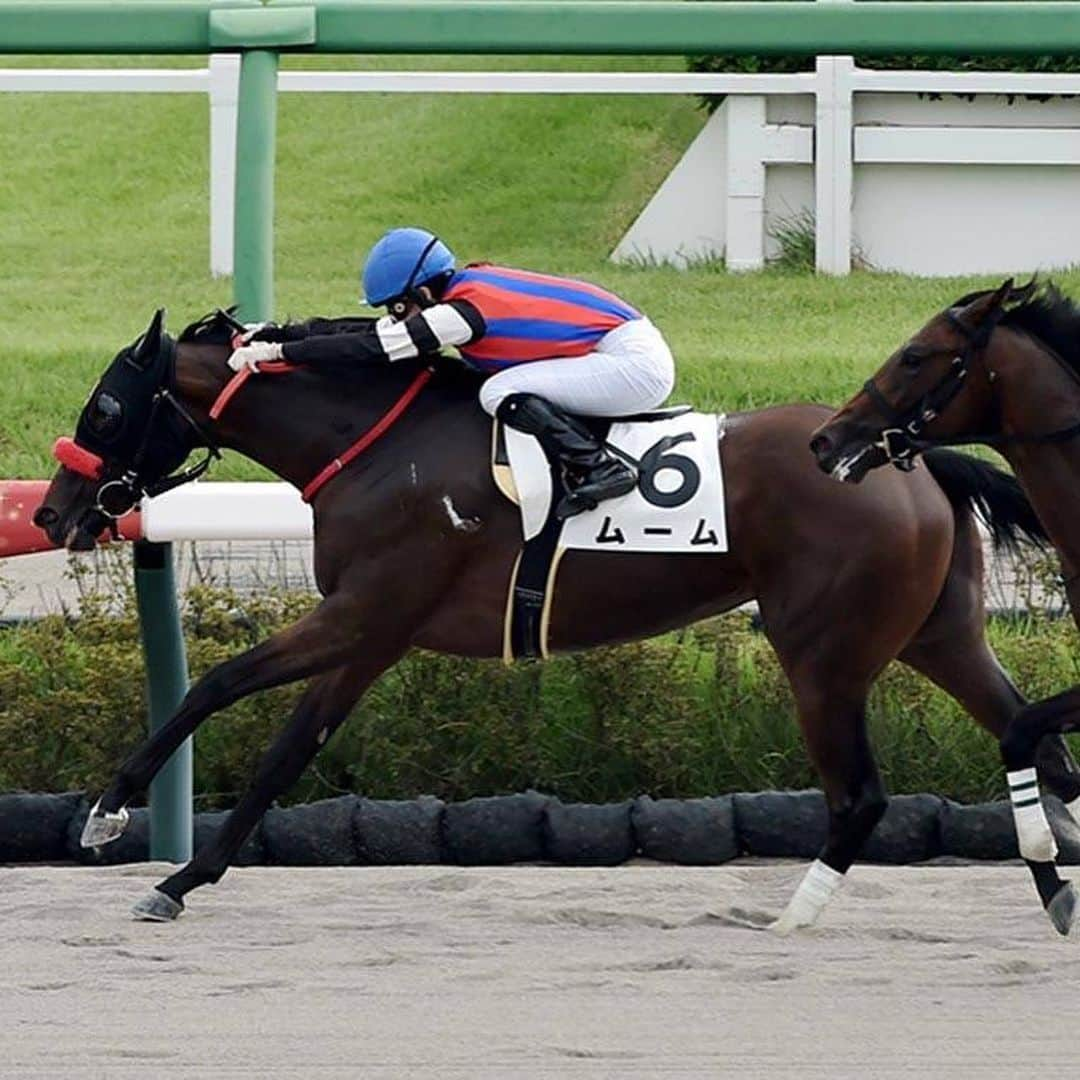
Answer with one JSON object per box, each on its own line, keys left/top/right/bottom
{"left": 34, "top": 308, "right": 1070, "bottom": 928}
{"left": 809, "top": 278, "right": 1080, "bottom": 935}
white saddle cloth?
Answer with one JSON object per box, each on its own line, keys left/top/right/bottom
{"left": 496, "top": 411, "right": 728, "bottom": 554}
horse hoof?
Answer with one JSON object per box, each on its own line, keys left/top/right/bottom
{"left": 80, "top": 799, "right": 129, "bottom": 848}
{"left": 131, "top": 889, "right": 184, "bottom": 923}
{"left": 1046, "top": 882, "right": 1078, "bottom": 937}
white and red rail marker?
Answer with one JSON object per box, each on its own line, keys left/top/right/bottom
{"left": 0, "top": 481, "right": 313, "bottom": 557}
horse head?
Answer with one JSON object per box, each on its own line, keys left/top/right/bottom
{"left": 33, "top": 308, "right": 218, "bottom": 549}
{"left": 808, "top": 278, "right": 1037, "bottom": 483}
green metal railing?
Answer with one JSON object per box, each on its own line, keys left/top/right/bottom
{"left": 5, "top": 0, "right": 1079, "bottom": 861}
{"left": 133, "top": 542, "right": 193, "bottom": 862}
{"left": 5, "top": 1, "right": 1080, "bottom": 56}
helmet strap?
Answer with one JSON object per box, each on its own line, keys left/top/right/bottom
{"left": 403, "top": 236, "right": 440, "bottom": 295}
{"left": 384, "top": 235, "right": 444, "bottom": 318}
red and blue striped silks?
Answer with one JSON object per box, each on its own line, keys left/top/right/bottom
{"left": 443, "top": 264, "right": 641, "bottom": 371}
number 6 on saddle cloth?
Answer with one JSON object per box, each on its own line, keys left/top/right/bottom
{"left": 492, "top": 407, "right": 729, "bottom": 662}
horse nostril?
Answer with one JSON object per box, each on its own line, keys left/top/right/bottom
{"left": 809, "top": 433, "right": 833, "bottom": 459}
{"left": 32, "top": 505, "right": 59, "bottom": 530}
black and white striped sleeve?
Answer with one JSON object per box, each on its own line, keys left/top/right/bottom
{"left": 281, "top": 300, "right": 484, "bottom": 367}
{"left": 374, "top": 301, "right": 484, "bottom": 361}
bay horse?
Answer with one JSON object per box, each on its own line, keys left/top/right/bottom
{"left": 34, "top": 308, "right": 1069, "bottom": 928}
{"left": 810, "top": 278, "right": 1080, "bottom": 935}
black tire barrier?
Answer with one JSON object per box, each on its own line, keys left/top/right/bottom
{"left": 263, "top": 795, "right": 359, "bottom": 867}
{"left": 940, "top": 798, "right": 1020, "bottom": 861}
{"left": 632, "top": 795, "right": 738, "bottom": 865}
{"left": 864, "top": 794, "right": 945, "bottom": 864}
{"left": 544, "top": 800, "right": 636, "bottom": 866}
{"left": 734, "top": 791, "right": 826, "bottom": 858}
{"left": 354, "top": 796, "right": 444, "bottom": 864}
{"left": 7, "top": 788, "right": 1080, "bottom": 867}
{"left": 442, "top": 792, "right": 549, "bottom": 865}
{"left": 0, "top": 792, "right": 83, "bottom": 863}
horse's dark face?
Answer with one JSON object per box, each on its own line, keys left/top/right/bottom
{"left": 34, "top": 309, "right": 191, "bottom": 550}
{"left": 33, "top": 465, "right": 104, "bottom": 551}
{"left": 809, "top": 279, "right": 1023, "bottom": 483}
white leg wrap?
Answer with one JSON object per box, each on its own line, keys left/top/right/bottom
{"left": 1066, "top": 797, "right": 1080, "bottom": 828}
{"left": 770, "top": 859, "right": 845, "bottom": 935}
{"left": 1008, "top": 767, "right": 1059, "bottom": 863}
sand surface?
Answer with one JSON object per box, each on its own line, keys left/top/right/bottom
{"left": 1, "top": 862, "right": 1079, "bottom": 1079}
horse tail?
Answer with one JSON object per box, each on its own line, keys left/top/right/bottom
{"left": 922, "top": 448, "right": 1048, "bottom": 551}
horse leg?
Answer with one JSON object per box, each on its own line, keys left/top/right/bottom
{"left": 903, "top": 639, "right": 1080, "bottom": 931}
{"left": 770, "top": 676, "right": 885, "bottom": 934}
{"left": 897, "top": 501, "right": 1080, "bottom": 812}
{"left": 903, "top": 637, "right": 1080, "bottom": 807}
{"left": 83, "top": 593, "right": 377, "bottom": 847}
{"left": 998, "top": 687, "right": 1080, "bottom": 934}
{"left": 754, "top": 523, "right": 936, "bottom": 935}
{"left": 132, "top": 652, "right": 399, "bottom": 921}
{"left": 895, "top": 508, "right": 1080, "bottom": 933}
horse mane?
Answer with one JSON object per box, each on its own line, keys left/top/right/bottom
{"left": 178, "top": 309, "right": 237, "bottom": 346}
{"left": 952, "top": 280, "right": 1080, "bottom": 377}
{"left": 176, "top": 307, "right": 484, "bottom": 400}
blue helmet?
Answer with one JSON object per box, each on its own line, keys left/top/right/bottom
{"left": 361, "top": 227, "right": 456, "bottom": 307}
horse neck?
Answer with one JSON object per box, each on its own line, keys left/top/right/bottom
{"left": 993, "top": 328, "right": 1080, "bottom": 589}
{"left": 172, "top": 343, "right": 434, "bottom": 493}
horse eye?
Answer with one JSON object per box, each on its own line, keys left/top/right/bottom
{"left": 88, "top": 392, "right": 123, "bottom": 436}
{"left": 900, "top": 350, "right": 922, "bottom": 370}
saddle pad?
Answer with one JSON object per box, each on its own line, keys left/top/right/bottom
{"left": 502, "top": 411, "right": 728, "bottom": 554}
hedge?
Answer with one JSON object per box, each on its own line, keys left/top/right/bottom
{"left": 688, "top": 1, "right": 1080, "bottom": 115}
{"left": 1, "top": 578, "right": 1078, "bottom": 808}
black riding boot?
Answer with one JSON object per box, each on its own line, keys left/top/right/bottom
{"left": 497, "top": 393, "right": 637, "bottom": 519}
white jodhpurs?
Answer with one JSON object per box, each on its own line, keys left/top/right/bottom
{"left": 477, "top": 317, "right": 676, "bottom": 418}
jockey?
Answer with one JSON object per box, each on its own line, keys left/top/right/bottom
{"left": 227, "top": 227, "right": 676, "bottom": 519}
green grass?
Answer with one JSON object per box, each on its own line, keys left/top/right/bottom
{"left": 4, "top": 55, "right": 1080, "bottom": 480}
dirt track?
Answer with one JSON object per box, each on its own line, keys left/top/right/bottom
{"left": 1, "top": 862, "right": 1078, "bottom": 1079}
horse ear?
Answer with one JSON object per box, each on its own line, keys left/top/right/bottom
{"left": 1008, "top": 276, "right": 1038, "bottom": 306}
{"left": 133, "top": 308, "right": 166, "bottom": 367}
{"left": 957, "top": 279, "right": 1014, "bottom": 325}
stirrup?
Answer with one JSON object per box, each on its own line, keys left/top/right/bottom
{"left": 556, "top": 490, "right": 600, "bottom": 520}
{"left": 556, "top": 463, "right": 637, "bottom": 520}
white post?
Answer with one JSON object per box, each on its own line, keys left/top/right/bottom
{"left": 209, "top": 53, "right": 240, "bottom": 278}
{"left": 814, "top": 55, "right": 855, "bottom": 275}
{"left": 724, "top": 95, "right": 766, "bottom": 272}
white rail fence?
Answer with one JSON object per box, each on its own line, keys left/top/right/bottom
{"left": 613, "top": 60, "right": 1080, "bottom": 275}
{"left": 4, "top": 57, "right": 1080, "bottom": 276}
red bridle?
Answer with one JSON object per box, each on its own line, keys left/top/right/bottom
{"left": 209, "top": 360, "right": 432, "bottom": 503}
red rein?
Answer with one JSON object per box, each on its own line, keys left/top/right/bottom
{"left": 209, "top": 362, "right": 433, "bottom": 503}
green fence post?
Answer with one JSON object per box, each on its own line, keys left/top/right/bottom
{"left": 134, "top": 540, "right": 192, "bottom": 863}
{"left": 233, "top": 48, "right": 279, "bottom": 322}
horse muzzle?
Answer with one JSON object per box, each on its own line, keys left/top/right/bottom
{"left": 809, "top": 428, "right": 886, "bottom": 484}
{"left": 32, "top": 501, "right": 107, "bottom": 551}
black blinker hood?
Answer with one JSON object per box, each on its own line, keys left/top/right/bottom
{"left": 74, "top": 308, "right": 179, "bottom": 467}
